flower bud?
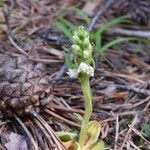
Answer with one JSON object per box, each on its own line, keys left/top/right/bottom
{"left": 77, "top": 26, "right": 84, "bottom": 36}
{"left": 77, "top": 26, "right": 89, "bottom": 38}
{"left": 72, "top": 35, "right": 81, "bottom": 44}
{"left": 83, "top": 37, "right": 90, "bottom": 44}
{"left": 83, "top": 50, "right": 90, "bottom": 59}
{"left": 73, "top": 31, "right": 78, "bottom": 36}
{"left": 83, "top": 37, "right": 90, "bottom": 48}
{"left": 88, "top": 44, "right": 93, "bottom": 51}
{"left": 71, "top": 44, "right": 81, "bottom": 55}
{"left": 70, "top": 26, "right": 94, "bottom": 72}
{"left": 83, "top": 31, "right": 89, "bottom": 37}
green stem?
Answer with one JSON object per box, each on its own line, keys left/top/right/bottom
{"left": 79, "top": 75, "right": 93, "bottom": 148}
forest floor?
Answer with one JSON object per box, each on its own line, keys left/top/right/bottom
{"left": 0, "top": 0, "right": 150, "bottom": 150}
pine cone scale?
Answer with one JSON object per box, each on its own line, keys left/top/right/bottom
{"left": 117, "top": 0, "right": 150, "bottom": 25}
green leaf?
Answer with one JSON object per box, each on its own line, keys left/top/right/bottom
{"left": 143, "top": 124, "right": 150, "bottom": 138}
{"left": 97, "top": 15, "right": 130, "bottom": 35}
{"left": 53, "top": 7, "right": 90, "bottom": 39}
{"left": 100, "top": 37, "right": 137, "bottom": 53}
{"left": 58, "top": 18, "right": 76, "bottom": 30}
{"left": 94, "top": 15, "right": 130, "bottom": 49}
{"left": 53, "top": 21, "right": 72, "bottom": 38}
{"left": 56, "top": 131, "right": 77, "bottom": 142}
{"left": 74, "top": 142, "right": 81, "bottom": 150}
{"left": 91, "top": 140, "right": 105, "bottom": 150}
{"left": 83, "top": 120, "right": 101, "bottom": 149}
{"left": 71, "top": 7, "right": 91, "bottom": 24}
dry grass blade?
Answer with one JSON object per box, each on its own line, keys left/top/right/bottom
{"left": 88, "top": 0, "right": 116, "bottom": 31}
{"left": 0, "top": 121, "right": 8, "bottom": 127}
{"left": 130, "top": 126, "right": 150, "bottom": 146}
{"left": 45, "top": 109, "right": 80, "bottom": 127}
{"left": 30, "top": 111, "right": 67, "bottom": 150}
{"left": 14, "top": 115, "right": 38, "bottom": 150}
{"left": 111, "top": 112, "right": 119, "bottom": 150}
{"left": 108, "top": 27, "right": 150, "bottom": 38}
{"left": 47, "top": 104, "right": 84, "bottom": 114}
{"left": 119, "top": 115, "right": 139, "bottom": 150}
{"left": 33, "top": 118, "right": 55, "bottom": 149}
{"left": 2, "top": 8, "right": 28, "bottom": 56}
{"left": 128, "top": 140, "right": 141, "bottom": 150}
{"left": 143, "top": 96, "right": 150, "bottom": 111}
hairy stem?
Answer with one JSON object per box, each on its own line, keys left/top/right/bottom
{"left": 79, "top": 75, "right": 92, "bottom": 148}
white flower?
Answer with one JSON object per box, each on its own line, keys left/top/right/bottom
{"left": 67, "top": 63, "right": 94, "bottom": 78}
{"left": 67, "top": 69, "right": 78, "bottom": 78}
{"left": 78, "top": 62, "right": 94, "bottom": 76}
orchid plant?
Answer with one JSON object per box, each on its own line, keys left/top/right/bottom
{"left": 60, "top": 26, "right": 105, "bottom": 150}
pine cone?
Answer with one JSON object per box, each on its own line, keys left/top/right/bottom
{"left": 0, "top": 53, "right": 51, "bottom": 115}
{"left": 117, "top": 0, "right": 150, "bottom": 25}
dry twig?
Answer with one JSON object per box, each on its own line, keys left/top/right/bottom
{"left": 2, "top": 7, "right": 28, "bottom": 56}
{"left": 88, "top": 0, "right": 116, "bottom": 31}
{"left": 119, "top": 115, "right": 139, "bottom": 150}
{"left": 45, "top": 109, "right": 80, "bottom": 127}
{"left": 111, "top": 112, "right": 119, "bottom": 150}
{"left": 14, "top": 115, "right": 38, "bottom": 150}
{"left": 30, "top": 111, "right": 67, "bottom": 150}
{"left": 116, "top": 84, "right": 150, "bottom": 97}
{"left": 130, "top": 126, "right": 150, "bottom": 146}
{"left": 108, "top": 27, "right": 150, "bottom": 39}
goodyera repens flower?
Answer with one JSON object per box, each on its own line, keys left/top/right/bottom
{"left": 78, "top": 62, "right": 94, "bottom": 76}
{"left": 67, "top": 26, "right": 95, "bottom": 78}
{"left": 67, "top": 62, "right": 94, "bottom": 78}
{"left": 71, "top": 26, "right": 93, "bottom": 64}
